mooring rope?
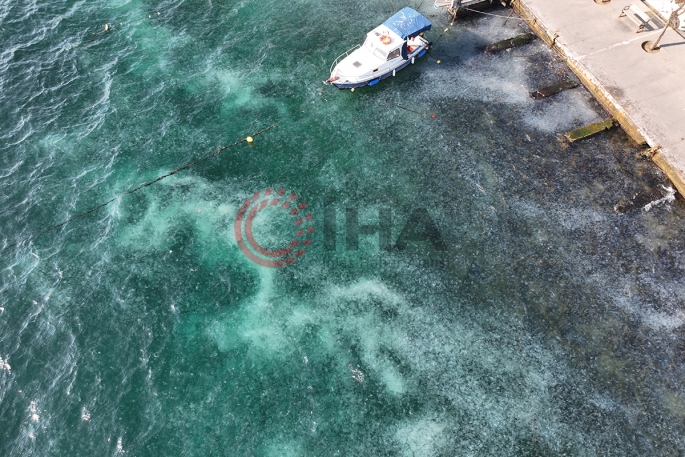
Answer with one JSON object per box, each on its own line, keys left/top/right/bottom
{"left": 459, "top": 7, "right": 526, "bottom": 21}
{"left": 2, "top": 123, "right": 279, "bottom": 252}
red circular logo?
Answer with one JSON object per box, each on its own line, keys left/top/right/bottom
{"left": 234, "top": 188, "right": 314, "bottom": 268}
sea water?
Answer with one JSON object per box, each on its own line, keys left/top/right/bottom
{"left": 1, "top": 1, "right": 685, "bottom": 455}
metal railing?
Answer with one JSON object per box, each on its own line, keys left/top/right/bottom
{"left": 329, "top": 44, "right": 361, "bottom": 74}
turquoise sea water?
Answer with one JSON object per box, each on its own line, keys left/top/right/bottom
{"left": 2, "top": 1, "right": 685, "bottom": 455}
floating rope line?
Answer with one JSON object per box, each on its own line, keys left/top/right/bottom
{"left": 373, "top": 98, "right": 430, "bottom": 117}
{"left": 93, "top": 0, "right": 225, "bottom": 39}
{"left": 2, "top": 123, "right": 279, "bottom": 252}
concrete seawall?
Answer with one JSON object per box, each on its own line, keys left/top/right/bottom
{"left": 512, "top": 0, "right": 685, "bottom": 198}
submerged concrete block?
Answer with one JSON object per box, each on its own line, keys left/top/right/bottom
{"left": 484, "top": 33, "right": 536, "bottom": 53}
{"left": 565, "top": 119, "right": 615, "bottom": 142}
{"left": 532, "top": 80, "right": 579, "bottom": 99}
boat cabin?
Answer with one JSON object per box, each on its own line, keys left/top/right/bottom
{"left": 363, "top": 26, "right": 407, "bottom": 62}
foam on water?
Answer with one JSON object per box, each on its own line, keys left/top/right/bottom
{"left": 394, "top": 417, "right": 446, "bottom": 456}
{"left": 0, "top": 355, "right": 10, "bottom": 373}
{"left": 194, "top": 269, "right": 639, "bottom": 453}
{"left": 2, "top": 1, "right": 685, "bottom": 455}
{"left": 416, "top": 41, "right": 603, "bottom": 135}
{"left": 114, "top": 175, "right": 243, "bottom": 253}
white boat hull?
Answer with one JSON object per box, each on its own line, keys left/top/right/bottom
{"left": 325, "top": 8, "right": 433, "bottom": 89}
{"left": 328, "top": 40, "right": 431, "bottom": 89}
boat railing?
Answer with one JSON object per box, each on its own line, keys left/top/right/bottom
{"left": 329, "top": 44, "right": 361, "bottom": 74}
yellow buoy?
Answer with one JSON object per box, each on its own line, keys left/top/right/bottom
{"left": 351, "top": 88, "right": 355, "bottom": 92}
{"left": 246, "top": 136, "right": 254, "bottom": 143}
{"left": 437, "top": 60, "right": 441, "bottom": 64}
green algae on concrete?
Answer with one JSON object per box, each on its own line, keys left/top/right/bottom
{"left": 565, "top": 118, "right": 614, "bottom": 142}
{"left": 484, "top": 32, "right": 536, "bottom": 53}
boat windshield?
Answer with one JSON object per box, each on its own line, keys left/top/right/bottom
{"left": 387, "top": 48, "right": 401, "bottom": 60}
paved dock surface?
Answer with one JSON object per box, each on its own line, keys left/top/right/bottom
{"left": 516, "top": 0, "right": 685, "bottom": 195}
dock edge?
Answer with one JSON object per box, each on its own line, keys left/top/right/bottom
{"left": 512, "top": 0, "right": 685, "bottom": 198}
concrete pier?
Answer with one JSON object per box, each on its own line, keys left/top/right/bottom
{"left": 512, "top": 0, "right": 685, "bottom": 197}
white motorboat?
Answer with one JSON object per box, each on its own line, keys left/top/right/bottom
{"left": 324, "top": 7, "right": 432, "bottom": 89}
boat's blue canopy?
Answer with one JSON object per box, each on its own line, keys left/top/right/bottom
{"left": 383, "top": 7, "right": 432, "bottom": 39}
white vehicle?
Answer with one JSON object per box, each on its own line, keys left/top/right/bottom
{"left": 643, "top": 0, "right": 685, "bottom": 29}
{"left": 324, "top": 7, "right": 432, "bottom": 89}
